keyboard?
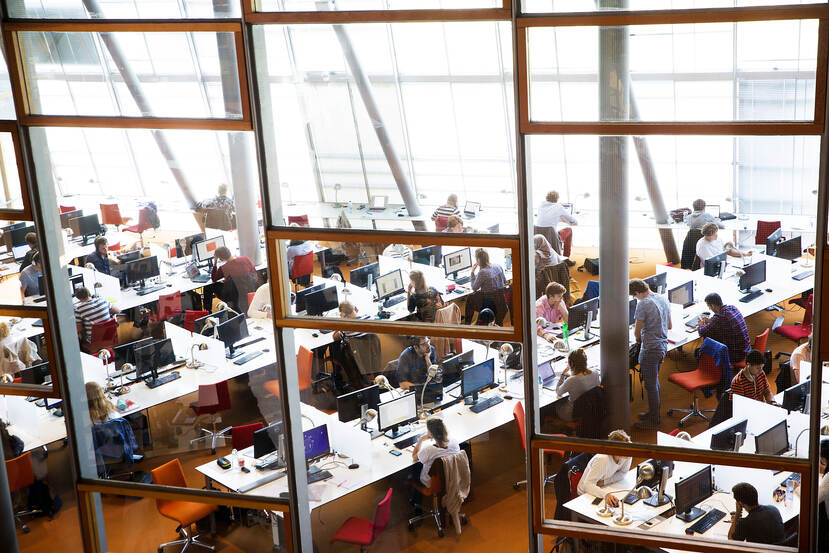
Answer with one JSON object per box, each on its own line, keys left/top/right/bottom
{"left": 136, "top": 285, "right": 165, "bottom": 296}
{"left": 238, "top": 470, "right": 286, "bottom": 493}
{"left": 470, "top": 395, "right": 504, "bottom": 413}
{"left": 307, "top": 469, "right": 333, "bottom": 484}
{"left": 233, "top": 350, "right": 263, "bottom": 365}
{"left": 793, "top": 271, "right": 814, "bottom": 281}
{"left": 784, "top": 473, "right": 802, "bottom": 486}
{"left": 454, "top": 275, "right": 471, "bottom": 285}
{"left": 395, "top": 433, "right": 424, "bottom": 450}
{"left": 32, "top": 295, "right": 46, "bottom": 303}
{"left": 739, "top": 290, "right": 763, "bottom": 303}
{"left": 190, "top": 274, "right": 211, "bottom": 283}
{"left": 686, "top": 508, "right": 726, "bottom": 535}
{"left": 145, "top": 371, "right": 181, "bottom": 389}
{"left": 384, "top": 295, "right": 406, "bottom": 307}
{"left": 684, "top": 315, "right": 703, "bottom": 328}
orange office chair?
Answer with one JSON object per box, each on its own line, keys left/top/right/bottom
{"left": 667, "top": 353, "right": 722, "bottom": 426}
{"left": 265, "top": 346, "right": 313, "bottom": 399}
{"left": 6, "top": 452, "right": 42, "bottom": 533}
{"left": 124, "top": 207, "right": 154, "bottom": 246}
{"left": 775, "top": 294, "right": 813, "bottom": 345}
{"left": 100, "top": 203, "right": 131, "bottom": 229}
{"left": 287, "top": 214, "right": 310, "bottom": 227}
{"left": 513, "top": 402, "right": 565, "bottom": 490}
{"left": 247, "top": 292, "right": 256, "bottom": 309}
{"left": 157, "top": 291, "right": 182, "bottom": 321}
{"left": 59, "top": 205, "right": 76, "bottom": 213}
{"left": 732, "top": 328, "right": 770, "bottom": 370}
{"left": 183, "top": 310, "right": 210, "bottom": 333}
{"left": 755, "top": 220, "right": 782, "bottom": 246}
{"left": 331, "top": 488, "right": 393, "bottom": 552}
{"left": 290, "top": 251, "right": 314, "bottom": 291}
{"left": 107, "top": 242, "right": 121, "bottom": 252}
{"left": 82, "top": 318, "right": 118, "bottom": 354}
{"left": 189, "top": 381, "right": 232, "bottom": 454}
{"left": 231, "top": 422, "right": 264, "bottom": 451}
{"left": 151, "top": 459, "right": 217, "bottom": 553}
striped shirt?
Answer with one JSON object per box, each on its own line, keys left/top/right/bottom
{"left": 74, "top": 297, "right": 112, "bottom": 342}
{"left": 698, "top": 304, "right": 750, "bottom": 364}
{"left": 729, "top": 369, "right": 770, "bottom": 402}
{"left": 431, "top": 204, "right": 460, "bottom": 220}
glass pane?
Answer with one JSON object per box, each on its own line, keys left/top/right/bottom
{"left": 19, "top": 32, "right": 243, "bottom": 119}
{"left": 0, "top": 220, "right": 41, "bottom": 307}
{"left": 0, "top": 133, "right": 25, "bottom": 212}
{"left": 0, "top": 57, "right": 16, "bottom": 120}
{"left": 527, "top": 21, "right": 818, "bottom": 122}
{"left": 257, "top": 0, "right": 500, "bottom": 12}
{"left": 255, "top": 22, "right": 517, "bottom": 232}
{"left": 523, "top": 0, "right": 826, "bottom": 13}
{"left": 7, "top": 0, "right": 240, "bottom": 18}
{"left": 0, "top": 315, "right": 51, "bottom": 387}
{"left": 279, "top": 239, "right": 517, "bottom": 329}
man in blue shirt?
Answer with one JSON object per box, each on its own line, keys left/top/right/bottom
{"left": 85, "top": 236, "right": 117, "bottom": 275}
{"left": 397, "top": 336, "right": 437, "bottom": 390}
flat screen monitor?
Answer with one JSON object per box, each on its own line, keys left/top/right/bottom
{"left": 738, "top": 260, "right": 766, "bottom": 292}
{"left": 303, "top": 424, "right": 331, "bottom": 463}
{"left": 305, "top": 286, "right": 339, "bottom": 316}
{"left": 336, "top": 385, "right": 381, "bottom": 423}
{"left": 349, "top": 263, "right": 379, "bottom": 289}
{"left": 755, "top": 420, "right": 789, "bottom": 455}
{"left": 569, "top": 297, "right": 599, "bottom": 332}
{"left": 117, "top": 250, "right": 141, "bottom": 264}
{"left": 113, "top": 338, "right": 153, "bottom": 370}
{"left": 782, "top": 380, "right": 811, "bottom": 413}
{"left": 194, "top": 236, "right": 226, "bottom": 263}
{"left": 375, "top": 269, "right": 404, "bottom": 302}
{"left": 60, "top": 209, "right": 82, "bottom": 230}
{"left": 440, "top": 349, "right": 475, "bottom": 386}
{"left": 175, "top": 233, "right": 205, "bottom": 258}
{"left": 76, "top": 214, "right": 100, "bottom": 238}
{"left": 295, "top": 283, "right": 325, "bottom": 313}
{"left": 254, "top": 422, "right": 282, "bottom": 459}
{"left": 710, "top": 418, "right": 748, "bottom": 451}
{"left": 668, "top": 281, "right": 694, "bottom": 308}
{"left": 20, "top": 362, "right": 51, "bottom": 385}
{"left": 13, "top": 244, "right": 30, "bottom": 261}
{"left": 461, "top": 358, "right": 495, "bottom": 400}
{"left": 463, "top": 201, "right": 481, "bottom": 216}
{"left": 217, "top": 313, "right": 250, "bottom": 350}
{"left": 154, "top": 338, "right": 175, "bottom": 368}
{"left": 10, "top": 225, "right": 35, "bottom": 248}
{"left": 765, "top": 227, "right": 783, "bottom": 256}
{"left": 674, "top": 465, "right": 713, "bottom": 522}
{"left": 412, "top": 246, "right": 442, "bottom": 267}
{"left": 775, "top": 236, "right": 802, "bottom": 261}
{"left": 193, "top": 309, "right": 228, "bottom": 335}
{"left": 628, "top": 298, "right": 637, "bottom": 327}
{"left": 125, "top": 256, "right": 160, "bottom": 286}
{"left": 703, "top": 252, "right": 728, "bottom": 277}
{"left": 69, "top": 273, "right": 85, "bottom": 297}
{"left": 443, "top": 248, "right": 472, "bottom": 278}
{"left": 377, "top": 392, "right": 417, "bottom": 434}
{"left": 134, "top": 343, "right": 156, "bottom": 380}
{"left": 644, "top": 272, "right": 667, "bottom": 294}
{"left": 409, "top": 382, "right": 443, "bottom": 405}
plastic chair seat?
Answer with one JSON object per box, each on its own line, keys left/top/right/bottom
{"left": 330, "top": 516, "right": 375, "bottom": 545}
{"left": 668, "top": 369, "right": 720, "bottom": 391}
{"left": 158, "top": 500, "right": 218, "bottom": 527}
{"left": 775, "top": 325, "right": 811, "bottom": 342}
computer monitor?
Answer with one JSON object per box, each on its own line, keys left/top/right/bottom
{"left": 133, "top": 343, "right": 156, "bottom": 381}
{"left": 10, "top": 225, "right": 35, "bottom": 248}
{"left": 336, "top": 385, "right": 381, "bottom": 423}
{"left": 703, "top": 251, "right": 728, "bottom": 278}
{"left": 375, "top": 269, "right": 404, "bottom": 303}
{"left": 409, "top": 382, "right": 443, "bottom": 406}
{"left": 125, "top": 256, "right": 160, "bottom": 288}
{"left": 440, "top": 349, "right": 475, "bottom": 386}
{"left": 349, "top": 262, "right": 379, "bottom": 289}
{"left": 644, "top": 272, "right": 667, "bottom": 294}
{"left": 154, "top": 338, "right": 176, "bottom": 368}
{"left": 13, "top": 244, "right": 30, "bottom": 262}
{"left": 738, "top": 260, "right": 766, "bottom": 293}
{"left": 217, "top": 313, "right": 250, "bottom": 358}
{"left": 755, "top": 420, "right": 789, "bottom": 456}
{"left": 569, "top": 297, "right": 599, "bottom": 337}
{"left": 303, "top": 424, "right": 331, "bottom": 464}
{"left": 193, "top": 309, "right": 228, "bottom": 335}
{"left": 194, "top": 236, "right": 226, "bottom": 263}
{"left": 710, "top": 418, "right": 748, "bottom": 451}
{"left": 765, "top": 228, "right": 783, "bottom": 256}
{"left": 461, "top": 358, "right": 495, "bottom": 405}
{"left": 305, "top": 286, "right": 339, "bottom": 316}
{"left": 782, "top": 380, "right": 811, "bottom": 413}
{"left": 487, "top": 224, "right": 500, "bottom": 234}
{"left": 673, "top": 465, "right": 713, "bottom": 522}
{"left": 412, "top": 246, "right": 442, "bottom": 267}
{"left": 113, "top": 337, "right": 153, "bottom": 371}
{"left": 175, "top": 233, "right": 205, "bottom": 258}
{"left": 705, "top": 204, "right": 720, "bottom": 217}
{"left": 254, "top": 421, "right": 282, "bottom": 459}
{"left": 377, "top": 392, "right": 417, "bottom": 438}
{"left": 668, "top": 281, "right": 694, "bottom": 308}
{"left": 294, "top": 283, "right": 325, "bottom": 313}
{"left": 628, "top": 298, "right": 637, "bottom": 327}
{"left": 443, "top": 248, "right": 472, "bottom": 279}
{"left": 775, "top": 236, "right": 802, "bottom": 262}
{"left": 68, "top": 273, "right": 85, "bottom": 297}
{"left": 60, "top": 209, "right": 82, "bottom": 230}
{"left": 463, "top": 201, "right": 481, "bottom": 216}
{"left": 117, "top": 250, "right": 141, "bottom": 264}
{"left": 20, "top": 362, "right": 51, "bottom": 385}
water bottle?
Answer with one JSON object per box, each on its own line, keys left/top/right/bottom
{"left": 231, "top": 448, "right": 239, "bottom": 470}
{"left": 505, "top": 250, "right": 512, "bottom": 271}
{"left": 786, "top": 478, "right": 794, "bottom": 505}
{"left": 348, "top": 200, "right": 353, "bottom": 213}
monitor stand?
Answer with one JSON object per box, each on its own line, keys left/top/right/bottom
{"left": 464, "top": 391, "right": 480, "bottom": 407}
{"left": 574, "top": 311, "right": 596, "bottom": 342}
{"left": 676, "top": 507, "right": 705, "bottom": 523}
{"left": 226, "top": 344, "right": 243, "bottom": 359}
{"left": 384, "top": 424, "right": 411, "bottom": 439}
{"left": 307, "top": 464, "right": 321, "bottom": 476}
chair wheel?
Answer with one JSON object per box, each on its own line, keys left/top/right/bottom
{"left": 408, "top": 522, "right": 414, "bottom": 532}
{"left": 438, "top": 528, "right": 444, "bottom": 538}
{"left": 667, "top": 409, "right": 675, "bottom": 416}
{"left": 22, "top": 526, "right": 30, "bottom": 534}
{"left": 513, "top": 483, "right": 520, "bottom": 490}
{"left": 461, "top": 514, "right": 468, "bottom": 526}
{"left": 678, "top": 420, "right": 686, "bottom": 428}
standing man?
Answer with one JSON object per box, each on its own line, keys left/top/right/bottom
{"left": 698, "top": 292, "right": 751, "bottom": 366}
{"left": 396, "top": 336, "right": 437, "bottom": 390}
{"left": 630, "top": 278, "right": 671, "bottom": 430}
{"left": 536, "top": 190, "right": 578, "bottom": 263}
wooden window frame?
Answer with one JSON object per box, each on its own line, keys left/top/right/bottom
{"left": 0, "top": 121, "right": 33, "bottom": 220}
{"left": 0, "top": 304, "right": 59, "bottom": 399}
{"left": 243, "top": 0, "right": 511, "bottom": 23}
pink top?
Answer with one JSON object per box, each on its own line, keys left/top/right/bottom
{"left": 536, "top": 296, "right": 564, "bottom": 333}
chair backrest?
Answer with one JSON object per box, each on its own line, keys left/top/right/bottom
{"left": 5, "top": 452, "right": 34, "bottom": 492}
{"left": 371, "top": 488, "right": 394, "bottom": 542}
{"left": 287, "top": 214, "right": 309, "bottom": 227}
{"left": 513, "top": 402, "right": 527, "bottom": 451}
{"left": 151, "top": 458, "right": 187, "bottom": 511}
{"left": 753, "top": 327, "right": 770, "bottom": 352}
{"left": 59, "top": 205, "right": 77, "bottom": 213}
{"left": 669, "top": 428, "right": 681, "bottom": 437}
{"left": 572, "top": 386, "right": 607, "bottom": 439}
{"left": 803, "top": 294, "right": 814, "bottom": 327}
{"left": 536, "top": 263, "right": 571, "bottom": 304}
{"left": 129, "top": 208, "right": 153, "bottom": 233}
{"left": 89, "top": 318, "right": 118, "bottom": 350}
{"left": 197, "top": 380, "right": 231, "bottom": 412}
{"left": 534, "top": 225, "right": 563, "bottom": 255}
{"left": 681, "top": 228, "right": 703, "bottom": 270}
{"left": 584, "top": 280, "right": 599, "bottom": 300}
{"left": 157, "top": 290, "right": 182, "bottom": 321}
{"left": 248, "top": 292, "right": 256, "bottom": 308}
{"left": 99, "top": 203, "right": 123, "bottom": 225}
{"left": 183, "top": 310, "right": 210, "bottom": 333}
{"left": 697, "top": 353, "right": 722, "bottom": 380}
{"left": 755, "top": 220, "right": 782, "bottom": 245}
{"left": 297, "top": 346, "right": 313, "bottom": 391}
{"left": 290, "top": 252, "right": 314, "bottom": 280}
{"left": 552, "top": 452, "right": 592, "bottom": 520}
{"left": 107, "top": 242, "right": 121, "bottom": 252}
{"left": 435, "top": 216, "right": 449, "bottom": 232}
{"left": 231, "top": 422, "right": 264, "bottom": 450}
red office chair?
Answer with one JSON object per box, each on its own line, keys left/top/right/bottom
{"left": 6, "top": 452, "right": 42, "bottom": 533}
{"left": 775, "top": 294, "right": 813, "bottom": 345}
{"left": 183, "top": 310, "right": 210, "bottom": 333}
{"left": 189, "top": 381, "right": 232, "bottom": 454}
{"left": 331, "top": 488, "right": 393, "bottom": 552}
{"left": 558, "top": 227, "right": 573, "bottom": 258}
{"left": 151, "top": 459, "right": 217, "bottom": 553}
{"left": 157, "top": 291, "right": 182, "bottom": 321}
{"left": 247, "top": 292, "right": 256, "bottom": 309}
{"left": 755, "top": 220, "right": 781, "bottom": 246}
{"left": 667, "top": 353, "right": 722, "bottom": 426}
{"left": 265, "top": 346, "right": 313, "bottom": 399}
{"left": 107, "top": 242, "right": 121, "bottom": 252}
{"left": 82, "top": 318, "right": 118, "bottom": 354}
{"left": 100, "top": 203, "right": 131, "bottom": 229}
{"left": 231, "top": 422, "right": 265, "bottom": 451}
{"left": 124, "top": 207, "right": 154, "bottom": 246}
{"left": 732, "top": 328, "right": 770, "bottom": 370}
{"left": 290, "top": 252, "right": 314, "bottom": 291}
{"left": 59, "top": 205, "right": 76, "bottom": 213}
{"left": 513, "top": 402, "right": 565, "bottom": 490}
{"left": 287, "top": 214, "right": 310, "bottom": 227}
{"left": 435, "top": 216, "right": 449, "bottom": 232}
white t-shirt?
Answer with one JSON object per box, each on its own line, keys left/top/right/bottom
{"left": 577, "top": 454, "right": 631, "bottom": 499}
{"left": 417, "top": 439, "right": 461, "bottom": 486}
{"left": 695, "top": 237, "right": 725, "bottom": 261}
{"left": 536, "top": 201, "right": 577, "bottom": 229}
{"left": 247, "top": 282, "right": 271, "bottom": 319}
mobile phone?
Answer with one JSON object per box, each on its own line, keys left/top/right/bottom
{"left": 216, "top": 457, "right": 231, "bottom": 470}
{"left": 591, "top": 497, "right": 602, "bottom": 505}
{"left": 389, "top": 450, "right": 402, "bottom": 457}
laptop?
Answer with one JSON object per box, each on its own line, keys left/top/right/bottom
{"left": 369, "top": 195, "right": 388, "bottom": 211}
{"left": 463, "top": 202, "right": 481, "bottom": 219}
{"left": 186, "top": 262, "right": 211, "bottom": 283}
{"left": 705, "top": 204, "right": 720, "bottom": 218}
{"left": 538, "top": 360, "right": 556, "bottom": 387}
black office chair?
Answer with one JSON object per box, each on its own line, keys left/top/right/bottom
{"left": 91, "top": 418, "right": 146, "bottom": 481}
{"left": 707, "top": 390, "right": 732, "bottom": 429}
{"left": 681, "top": 228, "right": 703, "bottom": 270}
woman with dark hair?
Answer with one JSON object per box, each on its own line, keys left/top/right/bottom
{"left": 412, "top": 417, "right": 460, "bottom": 487}
{"left": 407, "top": 270, "right": 443, "bottom": 323}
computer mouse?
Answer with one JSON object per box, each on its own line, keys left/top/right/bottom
{"left": 312, "top": 333, "right": 319, "bottom": 337}
{"left": 166, "top": 283, "right": 172, "bottom": 287}
{"left": 765, "top": 288, "right": 773, "bottom": 292}
{"left": 348, "top": 463, "right": 360, "bottom": 470}
{"left": 263, "top": 348, "right": 270, "bottom": 353}
{"left": 685, "top": 528, "right": 694, "bottom": 535}
{"left": 504, "top": 394, "right": 513, "bottom": 400}
{"left": 279, "top": 491, "right": 290, "bottom": 499}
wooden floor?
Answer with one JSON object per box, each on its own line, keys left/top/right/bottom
{"left": 12, "top": 244, "right": 812, "bottom": 553}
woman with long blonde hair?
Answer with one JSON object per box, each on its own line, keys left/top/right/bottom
{"left": 86, "top": 381, "right": 117, "bottom": 424}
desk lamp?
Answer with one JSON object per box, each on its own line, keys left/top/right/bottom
{"left": 98, "top": 348, "right": 113, "bottom": 388}
{"left": 674, "top": 431, "right": 692, "bottom": 441}
{"left": 85, "top": 263, "right": 103, "bottom": 296}
{"left": 331, "top": 273, "right": 350, "bottom": 301}
{"left": 188, "top": 343, "right": 208, "bottom": 369}
{"left": 114, "top": 364, "right": 132, "bottom": 396}
{"left": 215, "top": 301, "right": 238, "bottom": 317}
{"left": 644, "top": 462, "right": 673, "bottom": 507}
{"left": 333, "top": 182, "right": 343, "bottom": 207}
{"left": 200, "top": 317, "right": 220, "bottom": 339}
{"left": 612, "top": 463, "right": 655, "bottom": 526}
{"left": 164, "top": 243, "right": 176, "bottom": 275}
{"left": 374, "top": 375, "right": 398, "bottom": 398}
{"left": 419, "top": 365, "right": 442, "bottom": 420}
{"left": 498, "top": 343, "right": 514, "bottom": 391}
{"left": 354, "top": 408, "right": 380, "bottom": 438}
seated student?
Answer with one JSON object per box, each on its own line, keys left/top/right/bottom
{"left": 247, "top": 281, "right": 272, "bottom": 319}
{"left": 74, "top": 286, "right": 120, "bottom": 344}
{"left": 535, "top": 190, "right": 577, "bottom": 230}
{"left": 728, "top": 482, "right": 785, "bottom": 544}
{"left": 536, "top": 282, "right": 568, "bottom": 342}
{"left": 1, "top": 417, "right": 23, "bottom": 460}
{"left": 576, "top": 429, "right": 632, "bottom": 508}
{"left": 407, "top": 270, "right": 443, "bottom": 323}
{"left": 687, "top": 199, "right": 725, "bottom": 230}
{"left": 86, "top": 381, "right": 121, "bottom": 424}
{"left": 534, "top": 234, "right": 564, "bottom": 276}
{"left": 431, "top": 194, "right": 461, "bottom": 221}
{"left": 445, "top": 215, "right": 465, "bottom": 233}
{"left": 412, "top": 417, "right": 461, "bottom": 487}
{"left": 332, "top": 300, "right": 360, "bottom": 342}
{"left": 329, "top": 301, "right": 375, "bottom": 390}
{"left": 19, "top": 232, "right": 38, "bottom": 271}
{"left": 19, "top": 252, "right": 41, "bottom": 300}
{"left": 194, "top": 183, "right": 235, "bottom": 233}
{"left": 476, "top": 307, "right": 496, "bottom": 326}
{"left": 85, "top": 236, "right": 118, "bottom": 276}
{"left": 285, "top": 236, "right": 313, "bottom": 274}
{"left": 382, "top": 243, "right": 413, "bottom": 260}
{"left": 397, "top": 336, "right": 436, "bottom": 390}
{"left": 210, "top": 246, "right": 259, "bottom": 310}
{"left": 696, "top": 222, "right": 752, "bottom": 261}
{"left": 470, "top": 248, "right": 506, "bottom": 292}
{"left": 790, "top": 333, "right": 812, "bottom": 383}
{"left": 729, "top": 349, "right": 776, "bottom": 404}
{"left": 698, "top": 292, "right": 750, "bottom": 365}
{"left": 555, "top": 348, "right": 599, "bottom": 421}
